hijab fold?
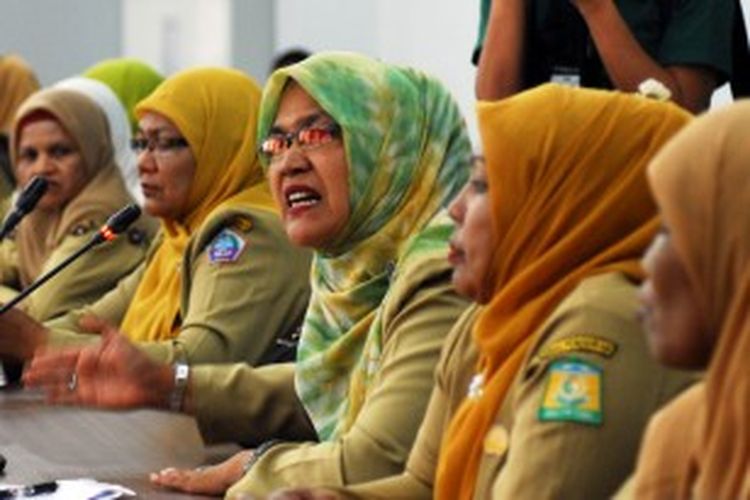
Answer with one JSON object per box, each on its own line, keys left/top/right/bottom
{"left": 54, "top": 77, "right": 142, "bottom": 204}
{"left": 120, "top": 67, "right": 275, "bottom": 343}
{"left": 10, "top": 88, "right": 132, "bottom": 286}
{"left": 257, "top": 52, "right": 472, "bottom": 441}
{"left": 634, "top": 100, "right": 750, "bottom": 498}
{"left": 435, "top": 84, "right": 691, "bottom": 499}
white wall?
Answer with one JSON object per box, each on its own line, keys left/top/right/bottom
{"left": 0, "top": 0, "right": 122, "bottom": 85}
{"left": 275, "top": 0, "right": 482, "bottom": 148}
{"left": 122, "top": 0, "right": 231, "bottom": 75}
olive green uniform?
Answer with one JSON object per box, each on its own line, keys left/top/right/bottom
{"left": 0, "top": 217, "right": 154, "bottom": 321}
{"left": 183, "top": 255, "right": 468, "bottom": 497}
{"left": 339, "top": 272, "right": 696, "bottom": 499}
{"left": 47, "top": 206, "right": 311, "bottom": 366}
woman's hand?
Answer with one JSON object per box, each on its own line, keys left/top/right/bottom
{"left": 150, "top": 450, "right": 252, "bottom": 495}
{"left": 23, "top": 316, "right": 174, "bottom": 409}
{"left": 0, "top": 306, "right": 48, "bottom": 360}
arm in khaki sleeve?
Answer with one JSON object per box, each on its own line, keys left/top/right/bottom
{"left": 490, "top": 294, "right": 695, "bottom": 498}
{"left": 24, "top": 229, "right": 147, "bottom": 321}
{"left": 138, "top": 211, "right": 311, "bottom": 366}
{"left": 342, "top": 306, "right": 482, "bottom": 500}
{"left": 44, "top": 263, "right": 146, "bottom": 348}
{"left": 189, "top": 362, "right": 316, "bottom": 445}
{"left": 226, "top": 281, "right": 469, "bottom": 497}
{"left": 0, "top": 239, "right": 20, "bottom": 295}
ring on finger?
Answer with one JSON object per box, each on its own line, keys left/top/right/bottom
{"left": 67, "top": 372, "right": 78, "bottom": 392}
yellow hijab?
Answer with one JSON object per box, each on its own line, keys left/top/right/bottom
{"left": 120, "top": 67, "right": 275, "bottom": 342}
{"left": 435, "top": 84, "right": 692, "bottom": 499}
{"left": 634, "top": 100, "right": 750, "bottom": 498}
{"left": 11, "top": 88, "right": 133, "bottom": 286}
{"left": 0, "top": 54, "right": 40, "bottom": 134}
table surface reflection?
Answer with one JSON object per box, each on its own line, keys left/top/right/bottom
{"left": 0, "top": 387, "right": 235, "bottom": 498}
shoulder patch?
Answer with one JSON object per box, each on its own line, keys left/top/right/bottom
{"left": 536, "top": 334, "right": 617, "bottom": 361}
{"left": 538, "top": 358, "right": 603, "bottom": 426}
{"left": 231, "top": 216, "right": 254, "bottom": 233}
{"left": 208, "top": 228, "right": 247, "bottom": 264}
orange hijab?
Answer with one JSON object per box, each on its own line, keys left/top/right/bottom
{"left": 638, "top": 100, "right": 750, "bottom": 498}
{"left": 0, "top": 54, "right": 39, "bottom": 134}
{"left": 434, "top": 84, "right": 691, "bottom": 499}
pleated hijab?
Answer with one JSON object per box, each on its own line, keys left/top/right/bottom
{"left": 257, "top": 52, "right": 472, "bottom": 441}
{"left": 435, "top": 84, "right": 692, "bottom": 499}
{"left": 10, "top": 88, "right": 132, "bottom": 286}
{"left": 634, "top": 100, "right": 750, "bottom": 498}
{"left": 119, "top": 67, "right": 276, "bottom": 343}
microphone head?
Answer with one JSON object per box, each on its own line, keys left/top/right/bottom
{"left": 15, "top": 176, "right": 49, "bottom": 214}
{"left": 98, "top": 204, "right": 142, "bottom": 242}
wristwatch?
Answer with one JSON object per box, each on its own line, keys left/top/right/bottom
{"left": 169, "top": 361, "right": 190, "bottom": 412}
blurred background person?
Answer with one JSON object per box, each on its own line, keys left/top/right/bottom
{"left": 0, "top": 87, "right": 152, "bottom": 323}
{"left": 630, "top": 100, "right": 750, "bottom": 499}
{"left": 83, "top": 58, "right": 164, "bottom": 134}
{"left": 55, "top": 76, "right": 144, "bottom": 205}
{"left": 0, "top": 54, "right": 40, "bottom": 219}
{"left": 473, "top": 0, "right": 739, "bottom": 111}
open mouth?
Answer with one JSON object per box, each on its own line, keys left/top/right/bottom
{"left": 285, "top": 187, "right": 322, "bottom": 209}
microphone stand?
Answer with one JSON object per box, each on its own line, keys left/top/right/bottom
{"left": 0, "top": 236, "right": 103, "bottom": 316}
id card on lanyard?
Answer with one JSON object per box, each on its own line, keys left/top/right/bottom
{"left": 550, "top": 65, "right": 582, "bottom": 87}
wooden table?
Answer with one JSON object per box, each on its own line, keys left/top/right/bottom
{"left": 0, "top": 387, "right": 233, "bottom": 498}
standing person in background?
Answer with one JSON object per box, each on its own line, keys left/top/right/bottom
{"left": 55, "top": 77, "right": 145, "bottom": 205}
{"left": 629, "top": 101, "right": 750, "bottom": 499}
{"left": 473, "top": 0, "right": 735, "bottom": 111}
{"left": 0, "top": 87, "right": 153, "bottom": 322}
{"left": 0, "top": 54, "right": 40, "bottom": 218}
{"left": 83, "top": 58, "right": 164, "bottom": 133}
{"left": 0, "top": 67, "right": 311, "bottom": 370}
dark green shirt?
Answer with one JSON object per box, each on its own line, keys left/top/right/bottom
{"left": 473, "top": 0, "right": 734, "bottom": 86}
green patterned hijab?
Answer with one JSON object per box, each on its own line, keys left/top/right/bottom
{"left": 258, "top": 52, "right": 472, "bottom": 440}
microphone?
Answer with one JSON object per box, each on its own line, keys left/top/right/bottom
{"left": 0, "top": 204, "right": 142, "bottom": 315}
{"left": 0, "top": 176, "right": 49, "bottom": 241}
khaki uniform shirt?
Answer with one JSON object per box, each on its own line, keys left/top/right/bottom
{"left": 188, "top": 255, "right": 469, "bottom": 498}
{"left": 0, "top": 217, "right": 154, "bottom": 321}
{"left": 47, "top": 207, "right": 311, "bottom": 366}
{"left": 340, "top": 272, "right": 696, "bottom": 499}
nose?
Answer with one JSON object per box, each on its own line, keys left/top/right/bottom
{"left": 448, "top": 185, "right": 468, "bottom": 225}
{"left": 27, "top": 153, "right": 55, "bottom": 178}
{"left": 137, "top": 149, "right": 157, "bottom": 176}
{"left": 269, "top": 148, "right": 312, "bottom": 179}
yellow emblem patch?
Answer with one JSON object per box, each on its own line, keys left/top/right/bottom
{"left": 539, "top": 358, "right": 602, "bottom": 425}
{"left": 536, "top": 334, "right": 617, "bottom": 361}
{"left": 483, "top": 425, "right": 509, "bottom": 456}
{"left": 231, "top": 216, "right": 254, "bottom": 233}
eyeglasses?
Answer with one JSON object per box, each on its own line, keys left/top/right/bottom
{"left": 130, "top": 136, "right": 189, "bottom": 157}
{"left": 259, "top": 122, "right": 341, "bottom": 161}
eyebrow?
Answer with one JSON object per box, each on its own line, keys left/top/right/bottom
{"left": 135, "top": 126, "right": 179, "bottom": 136}
{"left": 269, "top": 112, "right": 328, "bottom": 135}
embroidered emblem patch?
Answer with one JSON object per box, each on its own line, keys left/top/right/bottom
{"left": 538, "top": 358, "right": 602, "bottom": 425}
{"left": 483, "top": 425, "right": 509, "bottom": 456}
{"left": 208, "top": 228, "right": 247, "bottom": 263}
{"left": 536, "top": 334, "right": 617, "bottom": 361}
